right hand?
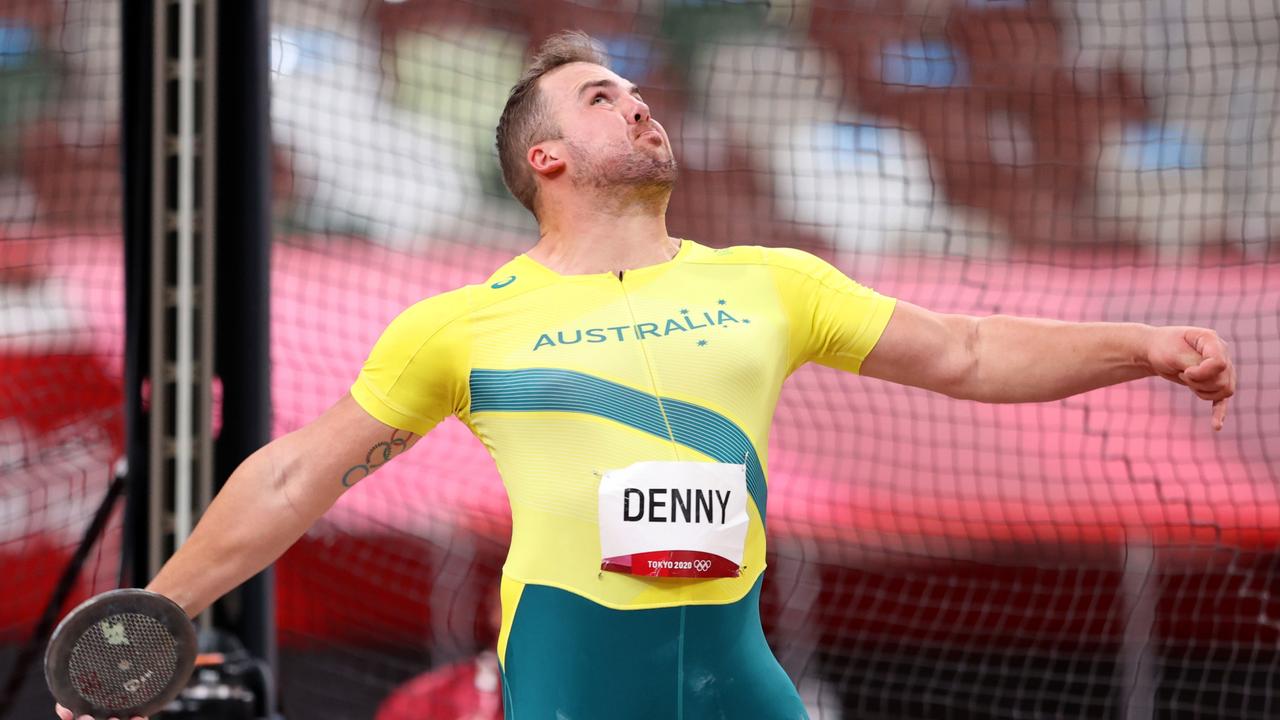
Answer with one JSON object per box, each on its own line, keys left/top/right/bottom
{"left": 54, "top": 702, "right": 144, "bottom": 720}
{"left": 1146, "top": 325, "right": 1236, "bottom": 430}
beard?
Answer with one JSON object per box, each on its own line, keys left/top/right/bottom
{"left": 565, "top": 137, "right": 678, "bottom": 209}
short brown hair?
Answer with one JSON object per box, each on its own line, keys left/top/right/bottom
{"left": 496, "top": 30, "right": 606, "bottom": 215}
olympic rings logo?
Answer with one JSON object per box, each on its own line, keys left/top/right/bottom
{"left": 693, "top": 560, "right": 712, "bottom": 573}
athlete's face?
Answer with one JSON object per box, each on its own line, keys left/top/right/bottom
{"left": 537, "top": 62, "right": 677, "bottom": 192}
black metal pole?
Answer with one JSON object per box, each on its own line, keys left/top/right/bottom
{"left": 119, "top": 0, "right": 154, "bottom": 591}
{"left": 213, "top": 0, "right": 276, "bottom": 680}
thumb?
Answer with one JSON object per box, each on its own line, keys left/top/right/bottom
{"left": 1176, "top": 337, "right": 1205, "bottom": 371}
{"left": 1161, "top": 329, "right": 1210, "bottom": 378}
{"left": 1179, "top": 351, "right": 1204, "bottom": 370}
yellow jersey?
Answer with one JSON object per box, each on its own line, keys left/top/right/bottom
{"left": 350, "top": 240, "right": 896, "bottom": 618}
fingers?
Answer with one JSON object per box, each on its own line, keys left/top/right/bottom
{"left": 1213, "top": 398, "right": 1229, "bottom": 431}
{"left": 1181, "top": 375, "right": 1233, "bottom": 401}
{"left": 1181, "top": 355, "right": 1227, "bottom": 382}
{"left": 1188, "top": 384, "right": 1233, "bottom": 402}
{"left": 1171, "top": 329, "right": 1236, "bottom": 431}
{"left": 1178, "top": 356, "right": 1234, "bottom": 402}
{"left": 53, "top": 709, "right": 142, "bottom": 720}
{"left": 1190, "top": 328, "right": 1229, "bottom": 360}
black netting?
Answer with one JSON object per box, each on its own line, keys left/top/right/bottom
{"left": 0, "top": 1, "right": 125, "bottom": 716}
{"left": 3, "top": 1, "right": 1278, "bottom": 719}
{"left": 266, "top": 2, "right": 1277, "bottom": 718}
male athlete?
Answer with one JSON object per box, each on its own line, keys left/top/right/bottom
{"left": 61, "top": 30, "right": 1236, "bottom": 720}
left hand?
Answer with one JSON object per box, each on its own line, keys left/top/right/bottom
{"left": 1146, "top": 326, "right": 1236, "bottom": 431}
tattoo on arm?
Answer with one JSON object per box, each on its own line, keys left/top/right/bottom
{"left": 341, "top": 429, "right": 416, "bottom": 488}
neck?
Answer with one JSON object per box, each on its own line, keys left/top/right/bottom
{"left": 528, "top": 195, "right": 677, "bottom": 276}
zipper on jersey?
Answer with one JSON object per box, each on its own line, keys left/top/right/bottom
{"left": 616, "top": 272, "right": 681, "bottom": 459}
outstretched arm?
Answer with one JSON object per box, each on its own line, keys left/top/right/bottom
{"left": 57, "top": 393, "right": 420, "bottom": 719}
{"left": 144, "top": 393, "right": 418, "bottom": 616}
{"left": 860, "top": 301, "right": 1237, "bottom": 430}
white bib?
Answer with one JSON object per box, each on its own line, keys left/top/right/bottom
{"left": 598, "top": 460, "right": 749, "bottom": 578}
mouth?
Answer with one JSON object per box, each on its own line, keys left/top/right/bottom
{"left": 635, "top": 128, "right": 664, "bottom": 144}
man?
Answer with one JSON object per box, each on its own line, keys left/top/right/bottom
{"left": 60, "top": 30, "right": 1235, "bottom": 720}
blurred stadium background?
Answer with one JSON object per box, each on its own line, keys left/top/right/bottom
{"left": 1, "top": 0, "right": 1277, "bottom": 718}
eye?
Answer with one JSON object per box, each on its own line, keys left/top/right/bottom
{"left": 591, "top": 92, "right": 609, "bottom": 105}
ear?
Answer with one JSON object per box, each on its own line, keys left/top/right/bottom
{"left": 528, "top": 141, "right": 566, "bottom": 179}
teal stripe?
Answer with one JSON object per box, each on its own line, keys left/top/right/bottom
{"left": 470, "top": 368, "right": 767, "bottom": 518}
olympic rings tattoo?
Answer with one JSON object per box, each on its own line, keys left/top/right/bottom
{"left": 341, "top": 429, "right": 416, "bottom": 487}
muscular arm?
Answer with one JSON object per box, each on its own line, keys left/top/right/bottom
{"left": 144, "top": 393, "right": 418, "bottom": 616}
{"left": 860, "top": 301, "right": 1236, "bottom": 429}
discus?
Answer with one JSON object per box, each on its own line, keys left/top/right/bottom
{"left": 44, "top": 589, "right": 197, "bottom": 718}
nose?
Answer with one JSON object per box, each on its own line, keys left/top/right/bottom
{"left": 625, "top": 96, "right": 651, "bottom": 125}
